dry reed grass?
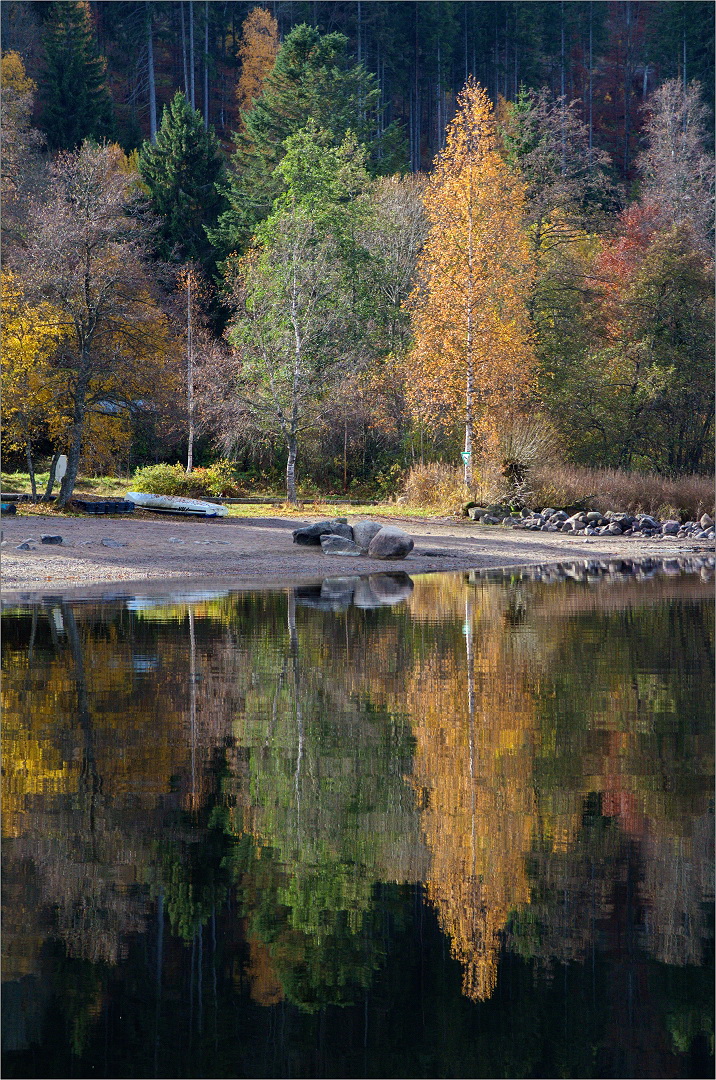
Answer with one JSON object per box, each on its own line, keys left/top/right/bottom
{"left": 403, "top": 461, "right": 715, "bottom": 520}
{"left": 531, "top": 465, "right": 715, "bottom": 520}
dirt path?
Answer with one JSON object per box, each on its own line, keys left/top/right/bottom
{"left": 2, "top": 510, "right": 714, "bottom": 599}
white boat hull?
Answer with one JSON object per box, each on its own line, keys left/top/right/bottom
{"left": 126, "top": 492, "right": 229, "bottom": 517}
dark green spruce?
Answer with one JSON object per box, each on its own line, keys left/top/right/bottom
{"left": 39, "top": 0, "right": 115, "bottom": 151}
{"left": 211, "top": 23, "right": 407, "bottom": 261}
{"left": 138, "top": 90, "right": 226, "bottom": 270}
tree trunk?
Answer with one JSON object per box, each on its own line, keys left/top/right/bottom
{"left": 186, "top": 272, "right": 194, "bottom": 473}
{"left": 464, "top": 182, "right": 475, "bottom": 488}
{"left": 146, "top": 3, "right": 157, "bottom": 142}
{"left": 180, "top": 1, "right": 189, "bottom": 97}
{"left": 26, "top": 442, "right": 37, "bottom": 502}
{"left": 189, "top": 0, "right": 195, "bottom": 109}
{"left": 286, "top": 434, "right": 298, "bottom": 505}
{"left": 57, "top": 378, "right": 88, "bottom": 508}
{"left": 44, "top": 451, "right": 61, "bottom": 500}
{"left": 203, "top": 0, "right": 209, "bottom": 129}
{"left": 588, "top": 1, "right": 593, "bottom": 153}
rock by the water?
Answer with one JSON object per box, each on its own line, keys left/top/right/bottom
{"left": 661, "top": 520, "right": 680, "bottom": 535}
{"left": 292, "top": 520, "right": 353, "bottom": 545}
{"left": 700, "top": 513, "right": 714, "bottom": 529}
{"left": 41, "top": 534, "right": 63, "bottom": 545}
{"left": 320, "top": 533, "right": 362, "bottom": 556}
{"left": 352, "top": 520, "right": 384, "bottom": 552}
{"left": 367, "top": 526, "right": 414, "bottom": 560}
{"left": 16, "top": 541, "right": 35, "bottom": 550}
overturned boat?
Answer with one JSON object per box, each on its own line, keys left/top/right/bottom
{"left": 126, "top": 492, "right": 229, "bottom": 517}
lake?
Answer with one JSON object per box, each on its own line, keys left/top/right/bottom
{"left": 2, "top": 562, "right": 713, "bottom": 1079}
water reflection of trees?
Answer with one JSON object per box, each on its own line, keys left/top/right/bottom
{"left": 1, "top": 574, "right": 713, "bottom": 1055}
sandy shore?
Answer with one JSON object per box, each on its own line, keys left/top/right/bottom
{"left": 2, "top": 510, "right": 714, "bottom": 600}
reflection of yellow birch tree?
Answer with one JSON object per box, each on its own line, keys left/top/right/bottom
{"left": 406, "top": 585, "right": 536, "bottom": 1000}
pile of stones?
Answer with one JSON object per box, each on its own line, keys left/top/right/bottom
{"left": 292, "top": 518, "right": 414, "bottom": 559}
{"left": 467, "top": 505, "right": 715, "bottom": 540}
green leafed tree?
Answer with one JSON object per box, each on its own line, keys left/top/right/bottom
{"left": 211, "top": 23, "right": 406, "bottom": 260}
{"left": 138, "top": 90, "right": 226, "bottom": 271}
{"left": 38, "top": 0, "right": 115, "bottom": 151}
{"left": 223, "top": 123, "right": 374, "bottom": 503}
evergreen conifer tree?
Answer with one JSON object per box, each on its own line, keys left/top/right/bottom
{"left": 138, "top": 90, "right": 226, "bottom": 270}
{"left": 211, "top": 23, "right": 406, "bottom": 259}
{"left": 39, "top": 0, "right": 115, "bottom": 150}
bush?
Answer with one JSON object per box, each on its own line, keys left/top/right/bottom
{"left": 131, "top": 463, "right": 190, "bottom": 495}
{"left": 131, "top": 460, "right": 241, "bottom": 498}
{"left": 403, "top": 463, "right": 470, "bottom": 513}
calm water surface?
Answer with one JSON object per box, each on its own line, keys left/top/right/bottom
{"left": 2, "top": 566, "right": 713, "bottom": 1079}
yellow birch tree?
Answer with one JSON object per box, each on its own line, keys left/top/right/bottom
{"left": 408, "top": 79, "right": 535, "bottom": 483}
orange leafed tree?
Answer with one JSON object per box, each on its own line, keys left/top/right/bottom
{"left": 408, "top": 79, "right": 535, "bottom": 481}
{"left": 236, "top": 7, "right": 280, "bottom": 117}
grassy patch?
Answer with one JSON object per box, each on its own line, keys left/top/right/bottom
{"left": 1, "top": 471, "right": 129, "bottom": 497}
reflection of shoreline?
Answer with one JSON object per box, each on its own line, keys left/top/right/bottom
{"left": 2, "top": 574, "right": 713, "bottom": 1029}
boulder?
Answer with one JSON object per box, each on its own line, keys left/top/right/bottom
{"left": 700, "top": 513, "right": 714, "bottom": 529}
{"left": 320, "top": 533, "right": 362, "bottom": 556}
{"left": 352, "top": 520, "right": 384, "bottom": 552}
{"left": 41, "top": 534, "right": 63, "bottom": 545}
{"left": 661, "top": 520, "right": 680, "bottom": 535}
{"left": 367, "top": 526, "right": 414, "bottom": 560}
{"left": 292, "top": 520, "right": 353, "bottom": 545}
{"left": 467, "top": 506, "right": 487, "bottom": 521}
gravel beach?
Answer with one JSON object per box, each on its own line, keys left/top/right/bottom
{"left": 2, "top": 511, "right": 714, "bottom": 600}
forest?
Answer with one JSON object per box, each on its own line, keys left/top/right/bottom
{"left": 1, "top": 0, "right": 714, "bottom": 507}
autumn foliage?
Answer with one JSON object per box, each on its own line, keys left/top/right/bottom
{"left": 236, "top": 7, "right": 280, "bottom": 118}
{"left": 408, "top": 80, "right": 535, "bottom": 477}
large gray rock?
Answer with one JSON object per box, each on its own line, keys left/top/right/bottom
{"left": 352, "top": 520, "right": 384, "bottom": 552}
{"left": 367, "top": 526, "right": 414, "bottom": 560}
{"left": 700, "top": 513, "right": 714, "bottom": 529}
{"left": 293, "top": 520, "right": 353, "bottom": 545}
{"left": 320, "top": 533, "right": 362, "bottom": 556}
{"left": 661, "top": 520, "right": 680, "bottom": 535}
